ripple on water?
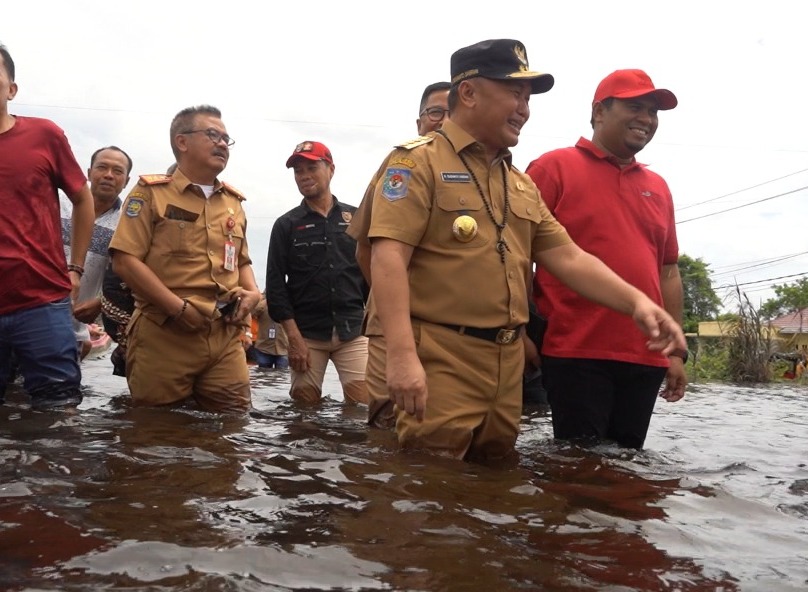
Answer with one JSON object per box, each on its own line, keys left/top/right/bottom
{"left": 1, "top": 357, "right": 807, "bottom": 590}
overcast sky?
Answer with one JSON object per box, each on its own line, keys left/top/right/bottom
{"left": 5, "top": 0, "right": 806, "bottom": 310}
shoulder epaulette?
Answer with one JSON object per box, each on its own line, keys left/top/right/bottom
{"left": 138, "top": 174, "right": 172, "bottom": 186}
{"left": 395, "top": 136, "right": 435, "bottom": 151}
{"left": 222, "top": 181, "right": 246, "bottom": 201}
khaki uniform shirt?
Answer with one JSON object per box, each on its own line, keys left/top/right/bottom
{"left": 346, "top": 161, "right": 387, "bottom": 336}
{"left": 253, "top": 299, "right": 289, "bottom": 356}
{"left": 366, "top": 119, "right": 570, "bottom": 329}
{"left": 109, "top": 169, "right": 251, "bottom": 323}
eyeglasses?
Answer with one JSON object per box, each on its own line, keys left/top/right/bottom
{"left": 420, "top": 107, "right": 449, "bottom": 122}
{"left": 181, "top": 128, "right": 235, "bottom": 147}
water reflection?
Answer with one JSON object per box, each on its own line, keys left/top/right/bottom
{"left": 1, "top": 356, "right": 807, "bottom": 591}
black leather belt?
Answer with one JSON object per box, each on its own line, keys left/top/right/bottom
{"left": 436, "top": 323, "right": 523, "bottom": 345}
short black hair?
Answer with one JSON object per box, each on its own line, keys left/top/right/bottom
{"left": 419, "top": 81, "right": 451, "bottom": 113}
{"left": 0, "top": 43, "right": 15, "bottom": 81}
{"left": 90, "top": 145, "right": 133, "bottom": 175}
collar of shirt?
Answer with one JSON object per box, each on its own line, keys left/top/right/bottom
{"left": 439, "top": 119, "right": 514, "bottom": 167}
{"left": 574, "top": 137, "right": 647, "bottom": 171}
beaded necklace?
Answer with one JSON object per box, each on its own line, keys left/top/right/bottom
{"left": 438, "top": 131, "right": 511, "bottom": 263}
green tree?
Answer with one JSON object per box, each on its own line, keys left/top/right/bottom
{"left": 760, "top": 277, "right": 808, "bottom": 320}
{"left": 678, "top": 254, "right": 721, "bottom": 333}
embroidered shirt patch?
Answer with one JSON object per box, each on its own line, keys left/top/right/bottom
{"left": 125, "top": 197, "right": 145, "bottom": 217}
{"left": 381, "top": 168, "right": 411, "bottom": 201}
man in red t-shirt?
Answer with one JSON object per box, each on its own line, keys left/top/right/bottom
{"left": 0, "top": 43, "right": 95, "bottom": 410}
{"left": 525, "top": 69, "right": 687, "bottom": 449}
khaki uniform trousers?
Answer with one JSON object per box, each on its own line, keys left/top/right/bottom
{"left": 290, "top": 332, "right": 369, "bottom": 405}
{"left": 396, "top": 321, "right": 524, "bottom": 462}
{"left": 126, "top": 312, "right": 251, "bottom": 412}
{"left": 366, "top": 335, "right": 395, "bottom": 428}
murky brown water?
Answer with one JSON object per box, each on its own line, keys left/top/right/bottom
{"left": 2, "top": 353, "right": 807, "bottom": 591}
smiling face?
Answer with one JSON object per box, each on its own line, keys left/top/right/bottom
{"left": 592, "top": 96, "right": 659, "bottom": 161}
{"left": 88, "top": 148, "right": 130, "bottom": 206}
{"left": 292, "top": 158, "right": 334, "bottom": 200}
{"left": 461, "top": 78, "right": 531, "bottom": 155}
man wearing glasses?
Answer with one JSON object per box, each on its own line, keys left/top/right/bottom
{"left": 416, "top": 81, "right": 451, "bottom": 136}
{"left": 110, "top": 105, "right": 261, "bottom": 412}
{"left": 347, "top": 81, "right": 451, "bottom": 428}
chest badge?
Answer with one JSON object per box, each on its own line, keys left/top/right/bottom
{"left": 452, "top": 215, "right": 478, "bottom": 242}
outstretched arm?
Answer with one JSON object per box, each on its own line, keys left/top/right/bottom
{"left": 535, "top": 242, "right": 687, "bottom": 355}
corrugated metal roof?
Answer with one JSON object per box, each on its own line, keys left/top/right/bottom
{"left": 770, "top": 308, "right": 808, "bottom": 334}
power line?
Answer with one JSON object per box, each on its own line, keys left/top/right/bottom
{"left": 711, "top": 251, "right": 808, "bottom": 279}
{"left": 676, "top": 168, "right": 808, "bottom": 212}
{"left": 677, "top": 185, "right": 808, "bottom": 224}
{"left": 15, "top": 101, "right": 390, "bottom": 130}
{"left": 710, "top": 251, "right": 808, "bottom": 272}
{"left": 716, "top": 271, "right": 808, "bottom": 289}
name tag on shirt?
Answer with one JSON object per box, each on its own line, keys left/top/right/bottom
{"left": 441, "top": 172, "right": 471, "bottom": 183}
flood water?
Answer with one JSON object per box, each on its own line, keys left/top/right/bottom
{"left": 2, "top": 352, "right": 807, "bottom": 592}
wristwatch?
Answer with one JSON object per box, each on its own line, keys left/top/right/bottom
{"left": 670, "top": 349, "right": 689, "bottom": 364}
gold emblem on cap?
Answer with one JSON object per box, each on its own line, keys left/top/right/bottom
{"left": 452, "top": 215, "right": 478, "bottom": 242}
{"left": 514, "top": 44, "right": 528, "bottom": 68}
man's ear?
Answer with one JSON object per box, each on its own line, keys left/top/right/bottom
{"left": 591, "top": 101, "right": 607, "bottom": 127}
{"left": 174, "top": 133, "right": 189, "bottom": 156}
{"left": 456, "top": 79, "right": 477, "bottom": 108}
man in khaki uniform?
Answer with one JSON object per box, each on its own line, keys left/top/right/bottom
{"left": 249, "top": 294, "right": 289, "bottom": 369}
{"left": 348, "top": 81, "right": 451, "bottom": 429}
{"left": 110, "top": 105, "right": 261, "bottom": 412}
{"left": 366, "top": 39, "right": 687, "bottom": 463}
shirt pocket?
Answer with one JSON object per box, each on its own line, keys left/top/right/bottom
{"left": 155, "top": 219, "right": 202, "bottom": 258}
{"left": 509, "top": 193, "right": 544, "bottom": 225}
{"left": 290, "top": 224, "right": 327, "bottom": 270}
{"left": 433, "top": 188, "right": 490, "bottom": 250}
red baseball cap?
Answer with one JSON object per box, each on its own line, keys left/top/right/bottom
{"left": 285, "top": 141, "right": 334, "bottom": 168}
{"left": 593, "top": 69, "right": 677, "bottom": 110}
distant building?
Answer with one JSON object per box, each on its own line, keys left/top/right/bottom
{"left": 768, "top": 308, "right": 808, "bottom": 351}
{"left": 697, "top": 309, "right": 808, "bottom": 352}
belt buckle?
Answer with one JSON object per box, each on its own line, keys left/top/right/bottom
{"left": 495, "top": 328, "right": 517, "bottom": 345}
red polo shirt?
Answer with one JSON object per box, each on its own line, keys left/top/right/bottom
{"left": 526, "top": 137, "right": 679, "bottom": 367}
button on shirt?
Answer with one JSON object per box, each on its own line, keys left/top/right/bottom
{"left": 266, "top": 197, "right": 367, "bottom": 342}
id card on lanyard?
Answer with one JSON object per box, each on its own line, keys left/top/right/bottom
{"left": 224, "top": 214, "right": 237, "bottom": 272}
